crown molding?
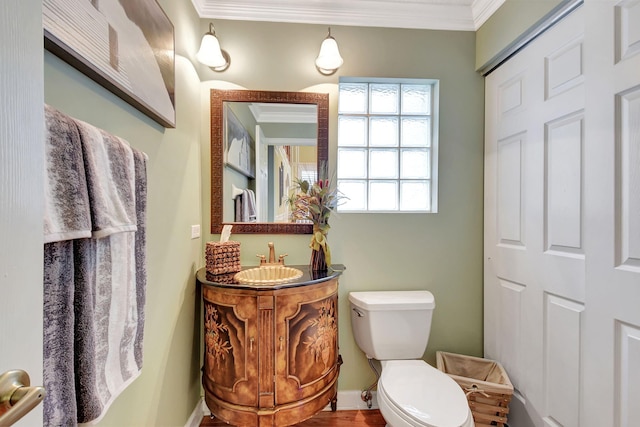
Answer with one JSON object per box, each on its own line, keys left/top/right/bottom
{"left": 192, "top": 0, "right": 505, "bottom": 31}
{"left": 472, "top": 0, "right": 506, "bottom": 29}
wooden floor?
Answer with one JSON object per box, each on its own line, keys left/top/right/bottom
{"left": 200, "top": 410, "right": 386, "bottom": 426}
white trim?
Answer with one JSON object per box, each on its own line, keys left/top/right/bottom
{"left": 191, "top": 0, "right": 505, "bottom": 31}
{"left": 471, "top": 0, "right": 506, "bottom": 30}
{"left": 323, "top": 390, "right": 379, "bottom": 411}
{"left": 184, "top": 399, "right": 209, "bottom": 427}
{"left": 263, "top": 137, "right": 316, "bottom": 147}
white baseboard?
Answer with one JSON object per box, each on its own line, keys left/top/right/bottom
{"left": 187, "top": 390, "right": 378, "bottom": 426}
{"left": 323, "top": 390, "right": 379, "bottom": 411}
{"left": 185, "top": 399, "right": 209, "bottom": 427}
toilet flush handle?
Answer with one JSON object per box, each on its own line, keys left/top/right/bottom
{"left": 352, "top": 308, "right": 364, "bottom": 317}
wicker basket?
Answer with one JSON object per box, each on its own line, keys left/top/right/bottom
{"left": 436, "top": 351, "right": 513, "bottom": 427}
{"left": 205, "top": 241, "right": 241, "bottom": 275}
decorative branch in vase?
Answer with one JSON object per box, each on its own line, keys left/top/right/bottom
{"left": 291, "top": 171, "right": 345, "bottom": 271}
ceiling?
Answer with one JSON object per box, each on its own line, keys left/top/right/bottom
{"left": 191, "top": 0, "right": 506, "bottom": 32}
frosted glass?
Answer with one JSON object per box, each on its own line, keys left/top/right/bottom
{"left": 401, "top": 117, "right": 430, "bottom": 147}
{"left": 370, "top": 149, "right": 398, "bottom": 179}
{"left": 339, "top": 116, "right": 368, "bottom": 146}
{"left": 337, "top": 80, "right": 437, "bottom": 213}
{"left": 338, "top": 149, "right": 367, "bottom": 178}
{"left": 338, "top": 180, "right": 367, "bottom": 210}
{"left": 400, "top": 181, "right": 430, "bottom": 211}
{"left": 369, "top": 181, "right": 398, "bottom": 210}
{"left": 339, "top": 83, "right": 368, "bottom": 113}
{"left": 370, "top": 117, "right": 399, "bottom": 147}
{"left": 402, "top": 84, "right": 431, "bottom": 114}
{"left": 370, "top": 84, "right": 399, "bottom": 114}
{"left": 401, "top": 149, "right": 430, "bottom": 179}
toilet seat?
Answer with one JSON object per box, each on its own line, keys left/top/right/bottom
{"left": 377, "top": 360, "right": 474, "bottom": 427}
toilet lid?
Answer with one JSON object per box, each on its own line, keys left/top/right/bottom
{"left": 379, "top": 360, "right": 471, "bottom": 427}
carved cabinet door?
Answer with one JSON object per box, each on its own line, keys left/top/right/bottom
{"left": 274, "top": 279, "right": 339, "bottom": 406}
{"left": 202, "top": 288, "right": 259, "bottom": 407}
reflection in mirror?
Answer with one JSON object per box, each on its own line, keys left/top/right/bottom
{"left": 224, "top": 102, "right": 317, "bottom": 222}
{"left": 210, "top": 90, "right": 329, "bottom": 234}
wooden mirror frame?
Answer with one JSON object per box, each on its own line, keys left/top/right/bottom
{"left": 210, "top": 89, "right": 329, "bottom": 234}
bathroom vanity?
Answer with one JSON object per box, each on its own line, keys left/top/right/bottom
{"left": 196, "top": 265, "right": 344, "bottom": 427}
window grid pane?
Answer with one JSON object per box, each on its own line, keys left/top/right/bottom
{"left": 339, "top": 83, "right": 368, "bottom": 113}
{"left": 400, "top": 180, "right": 430, "bottom": 211}
{"left": 338, "top": 148, "right": 367, "bottom": 178}
{"left": 401, "top": 148, "right": 430, "bottom": 179}
{"left": 369, "top": 149, "right": 398, "bottom": 179}
{"left": 338, "top": 116, "right": 368, "bottom": 147}
{"left": 401, "top": 117, "right": 431, "bottom": 147}
{"left": 337, "top": 80, "right": 436, "bottom": 213}
{"left": 369, "top": 180, "right": 398, "bottom": 210}
{"left": 338, "top": 180, "right": 367, "bottom": 210}
{"left": 369, "top": 117, "right": 399, "bottom": 147}
{"left": 401, "top": 84, "right": 431, "bottom": 115}
{"left": 370, "top": 84, "right": 399, "bottom": 114}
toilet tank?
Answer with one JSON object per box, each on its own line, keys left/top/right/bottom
{"left": 349, "top": 291, "right": 435, "bottom": 360}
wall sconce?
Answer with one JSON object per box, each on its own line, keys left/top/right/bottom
{"left": 315, "top": 27, "right": 343, "bottom": 75}
{"left": 196, "top": 23, "right": 230, "bottom": 71}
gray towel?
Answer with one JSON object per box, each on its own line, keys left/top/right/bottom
{"left": 44, "top": 105, "right": 92, "bottom": 243}
{"left": 43, "top": 106, "right": 147, "bottom": 426}
{"left": 75, "top": 118, "right": 137, "bottom": 238}
{"left": 132, "top": 149, "right": 147, "bottom": 370}
{"left": 43, "top": 240, "right": 78, "bottom": 426}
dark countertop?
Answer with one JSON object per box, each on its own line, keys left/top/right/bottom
{"left": 196, "top": 264, "right": 345, "bottom": 290}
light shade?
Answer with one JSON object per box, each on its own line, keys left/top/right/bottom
{"left": 315, "top": 28, "right": 343, "bottom": 75}
{"left": 196, "top": 23, "right": 229, "bottom": 71}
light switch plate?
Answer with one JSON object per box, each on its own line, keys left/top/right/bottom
{"left": 191, "top": 224, "right": 201, "bottom": 239}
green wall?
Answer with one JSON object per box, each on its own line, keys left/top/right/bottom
{"left": 43, "top": 0, "right": 204, "bottom": 425}
{"left": 476, "top": 0, "right": 563, "bottom": 70}
{"left": 199, "top": 20, "right": 485, "bottom": 392}
{"left": 42, "top": 5, "right": 485, "bottom": 423}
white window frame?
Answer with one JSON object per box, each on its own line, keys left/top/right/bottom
{"left": 336, "top": 77, "right": 439, "bottom": 213}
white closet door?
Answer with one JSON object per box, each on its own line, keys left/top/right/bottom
{"left": 583, "top": 1, "right": 640, "bottom": 426}
{"left": 485, "top": 2, "right": 640, "bottom": 426}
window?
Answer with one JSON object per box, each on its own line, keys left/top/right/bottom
{"left": 337, "top": 79, "right": 438, "bottom": 212}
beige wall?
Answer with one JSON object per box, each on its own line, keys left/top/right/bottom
{"left": 200, "top": 20, "right": 485, "bottom": 392}
{"left": 43, "top": 0, "right": 204, "bottom": 425}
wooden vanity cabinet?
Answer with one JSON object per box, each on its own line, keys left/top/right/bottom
{"left": 201, "top": 277, "right": 340, "bottom": 427}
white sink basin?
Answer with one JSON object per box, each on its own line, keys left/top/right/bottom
{"left": 234, "top": 266, "right": 304, "bottom": 285}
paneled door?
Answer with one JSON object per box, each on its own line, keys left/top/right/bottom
{"left": 582, "top": 1, "right": 640, "bottom": 426}
{"left": 484, "top": 1, "right": 640, "bottom": 426}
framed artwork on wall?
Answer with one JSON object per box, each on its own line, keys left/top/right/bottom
{"left": 43, "top": 0, "right": 176, "bottom": 128}
{"left": 224, "top": 105, "right": 256, "bottom": 179}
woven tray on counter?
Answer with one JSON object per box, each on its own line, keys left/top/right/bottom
{"left": 205, "top": 241, "right": 241, "bottom": 275}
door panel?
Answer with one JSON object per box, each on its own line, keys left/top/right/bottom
{"left": 274, "top": 280, "right": 339, "bottom": 406}
{"left": 485, "top": 5, "right": 585, "bottom": 426}
{"left": 202, "top": 289, "right": 259, "bottom": 407}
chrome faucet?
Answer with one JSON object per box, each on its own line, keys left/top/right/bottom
{"left": 257, "top": 242, "right": 287, "bottom": 266}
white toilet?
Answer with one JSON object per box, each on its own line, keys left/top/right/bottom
{"left": 349, "top": 291, "right": 474, "bottom": 427}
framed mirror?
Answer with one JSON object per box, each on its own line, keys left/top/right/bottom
{"left": 210, "top": 89, "right": 329, "bottom": 234}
